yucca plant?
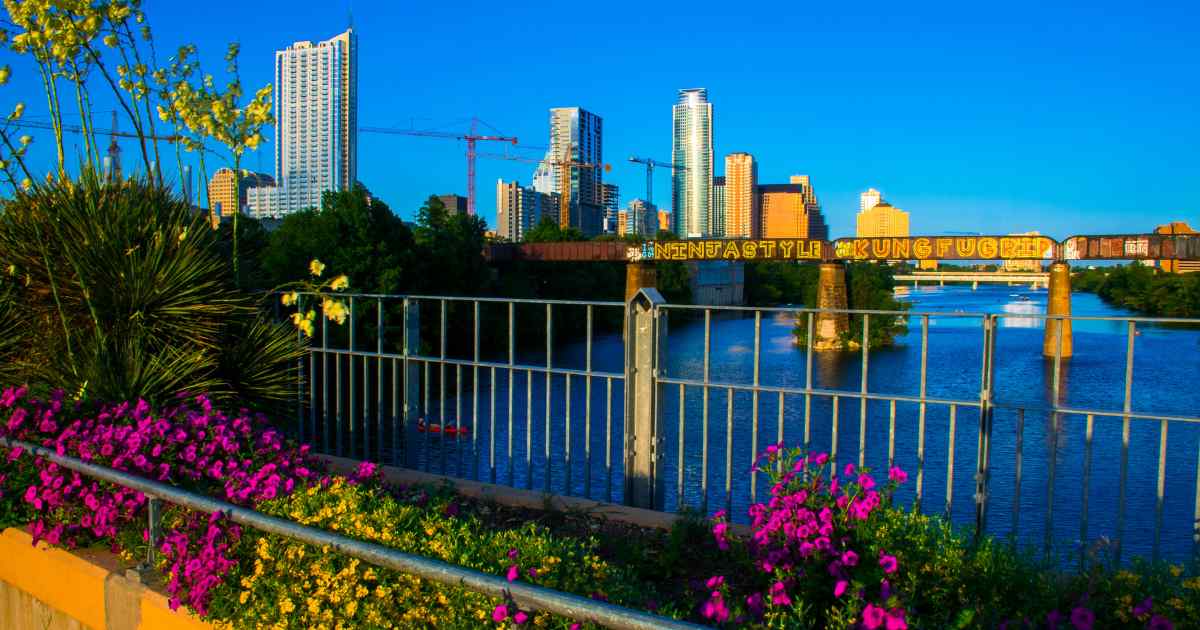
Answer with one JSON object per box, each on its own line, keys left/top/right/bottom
{"left": 0, "top": 170, "right": 303, "bottom": 414}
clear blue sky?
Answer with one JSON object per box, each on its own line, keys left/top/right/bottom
{"left": 3, "top": 0, "right": 1197, "bottom": 239}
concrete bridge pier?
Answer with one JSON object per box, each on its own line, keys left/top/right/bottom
{"left": 1042, "top": 261, "right": 1073, "bottom": 358}
{"left": 815, "top": 263, "right": 850, "bottom": 351}
{"left": 625, "top": 262, "right": 657, "bottom": 302}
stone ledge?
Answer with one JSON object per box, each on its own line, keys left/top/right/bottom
{"left": 0, "top": 527, "right": 211, "bottom": 630}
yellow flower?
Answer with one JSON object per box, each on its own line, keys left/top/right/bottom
{"left": 1171, "top": 564, "right": 1183, "bottom": 577}
{"left": 279, "top": 597, "right": 295, "bottom": 614}
{"left": 0, "top": 65, "right": 9, "bottom": 85}
{"left": 5, "top": 264, "right": 14, "bottom": 276}
{"left": 309, "top": 259, "right": 326, "bottom": 277}
{"left": 18, "top": 135, "right": 31, "bottom": 146}
{"left": 20, "top": 178, "right": 31, "bottom": 191}
{"left": 329, "top": 274, "right": 349, "bottom": 291}
{"left": 281, "top": 291, "right": 298, "bottom": 306}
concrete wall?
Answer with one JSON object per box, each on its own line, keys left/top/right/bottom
{"left": 0, "top": 528, "right": 211, "bottom": 630}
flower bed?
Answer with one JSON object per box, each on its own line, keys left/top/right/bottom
{"left": 1, "top": 387, "right": 1198, "bottom": 629}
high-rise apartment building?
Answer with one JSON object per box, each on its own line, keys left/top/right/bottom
{"left": 672, "top": 88, "right": 713, "bottom": 238}
{"left": 533, "top": 107, "right": 603, "bottom": 236}
{"left": 496, "top": 179, "right": 559, "bottom": 242}
{"left": 623, "top": 199, "right": 655, "bottom": 237}
{"left": 710, "top": 176, "right": 726, "bottom": 238}
{"left": 758, "top": 175, "right": 828, "bottom": 240}
{"left": 724, "top": 153, "right": 758, "bottom": 238}
{"left": 860, "top": 188, "right": 882, "bottom": 212}
{"left": 208, "top": 167, "right": 275, "bottom": 218}
{"left": 602, "top": 183, "right": 620, "bottom": 233}
{"left": 248, "top": 28, "right": 357, "bottom": 218}
{"left": 856, "top": 200, "right": 909, "bottom": 238}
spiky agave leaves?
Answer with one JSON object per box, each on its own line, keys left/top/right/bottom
{"left": 0, "top": 169, "right": 303, "bottom": 413}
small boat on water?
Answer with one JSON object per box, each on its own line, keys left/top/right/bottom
{"left": 416, "top": 418, "right": 471, "bottom": 437}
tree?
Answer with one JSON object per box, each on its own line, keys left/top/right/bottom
{"left": 524, "top": 216, "right": 586, "bottom": 243}
{"left": 412, "top": 195, "right": 490, "bottom": 296}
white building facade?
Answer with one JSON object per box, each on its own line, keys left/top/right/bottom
{"left": 672, "top": 88, "right": 713, "bottom": 238}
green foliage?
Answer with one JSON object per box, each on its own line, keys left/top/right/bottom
{"left": 524, "top": 215, "right": 587, "bottom": 243}
{"left": 785, "top": 263, "right": 908, "bottom": 350}
{"left": 413, "top": 195, "right": 491, "bottom": 296}
{"left": 745, "top": 261, "right": 818, "bottom": 306}
{"left": 1075, "top": 263, "right": 1200, "bottom": 317}
{"left": 259, "top": 187, "right": 416, "bottom": 295}
{"left": 0, "top": 172, "right": 302, "bottom": 411}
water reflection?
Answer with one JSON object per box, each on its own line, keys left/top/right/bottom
{"left": 1000, "top": 295, "right": 1043, "bottom": 328}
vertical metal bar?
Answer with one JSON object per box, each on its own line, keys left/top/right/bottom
{"left": 297, "top": 295, "right": 305, "bottom": 446}
{"left": 725, "top": 387, "right": 734, "bottom": 516}
{"left": 777, "top": 391, "right": 785, "bottom": 458}
{"left": 946, "top": 404, "right": 957, "bottom": 519}
{"left": 606, "top": 376, "right": 613, "bottom": 503}
{"left": 490, "top": 365, "right": 497, "bottom": 484}
{"left": 1046, "top": 309, "right": 1065, "bottom": 560}
{"left": 473, "top": 301, "right": 480, "bottom": 481}
{"left": 701, "top": 309, "right": 711, "bottom": 514}
{"left": 507, "top": 303, "right": 515, "bottom": 488}
{"left": 400, "top": 300, "right": 410, "bottom": 467}
{"left": 1116, "top": 320, "right": 1135, "bottom": 565}
{"left": 336, "top": 335, "right": 344, "bottom": 457}
{"left": 1193, "top": 438, "right": 1200, "bottom": 565}
{"left": 804, "top": 312, "right": 814, "bottom": 453}
{"left": 423, "top": 361, "right": 430, "bottom": 472}
{"left": 439, "top": 299, "right": 447, "bottom": 474}
{"left": 975, "top": 315, "right": 996, "bottom": 539}
{"left": 456, "top": 363, "right": 463, "bottom": 476}
{"left": 916, "top": 315, "right": 929, "bottom": 511}
{"left": 585, "top": 305, "right": 593, "bottom": 499}
{"left": 391, "top": 358, "right": 399, "bottom": 466}
{"left": 545, "top": 303, "right": 552, "bottom": 493}
{"left": 526, "top": 367, "right": 533, "bottom": 490}
{"left": 1013, "top": 408, "right": 1024, "bottom": 544}
{"left": 751, "top": 311, "right": 761, "bottom": 503}
{"left": 887, "top": 400, "right": 897, "bottom": 469}
{"left": 1080, "top": 413, "right": 1094, "bottom": 570}
{"left": 565, "top": 374, "right": 572, "bottom": 496}
{"left": 376, "top": 299, "right": 384, "bottom": 462}
{"left": 143, "top": 496, "right": 162, "bottom": 571}
{"left": 309, "top": 340, "right": 317, "bottom": 451}
{"left": 322, "top": 311, "right": 330, "bottom": 452}
{"left": 349, "top": 296, "right": 356, "bottom": 458}
{"left": 1154, "top": 418, "right": 1168, "bottom": 562}
{"left": 677, "top": 383, "right": 685, "bottom": 510}
{"left": 859, "top": 314, "right": 869, "bottom": 469}
{"left": 831, "top": 395, "right": 840, "bottom": 471}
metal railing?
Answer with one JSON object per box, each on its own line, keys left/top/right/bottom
{"left": 0, "top": 435, "right": 707, "bottom": 630}
{"left": 294, "top": 291, "right": 1200, "bottom": 566}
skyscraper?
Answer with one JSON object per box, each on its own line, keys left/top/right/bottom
{"left": 248, "top": 28, "right": 357, "bottom": 218}
{"left": 602, "top": 183, "right": 620, "bottom": 234}
{"left": 710, "top": 176, "right": 726, "bottom": 238}
{"left": 535, "top": 107, "right": 603, "bottom": 236}
{"left": 860, "top": 188, "right": 882, "bottom": 212}
{"left": 672, "top": 88, "right": 713, "bottom": 238}
{"left": 758, "top": 175, "right": 828, "bottom": 240}
{"left": 625, "top": 198, "right": 656, "bottom": 237}
{"left": 856, "top": 201, "right": 910, "bottom": 238}
{"left": 496, "top": 179, "right": 558, "bottom": 242}
{"left": 724, "top": 152, "right": 757, "bottom": 238}
{"left": 208, "top": 167, "right": 274, "bottom": 217}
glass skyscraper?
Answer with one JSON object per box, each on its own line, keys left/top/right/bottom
{"left": 533, "top": 107, "right": 604, "bottom": 236}
{"left": 248, "top": 28, "right": 357, "bottom": 218}
{"left": 672, "top": 88, "right": 713, "bottom": 238}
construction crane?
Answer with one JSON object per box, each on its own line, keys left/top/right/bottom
{"left": 476, "top": 149, "right": 611, "bottom": 229}
{"left": 359, "top": 118, "right": 517, "bottom": 216}
{"left": 628, "top": 156, "right": 686, "bottom": 208}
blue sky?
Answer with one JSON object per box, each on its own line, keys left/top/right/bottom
{"left": 2, "top": 0, "right": 1197, "bottom": 239}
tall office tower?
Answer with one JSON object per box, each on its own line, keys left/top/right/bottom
{"left": 856, "top": 200, "right": 910, "bottom": 238}
{"left": 860, "top": 188, "right": 882, "bottom": 212}
{"left": 657, "top": 209, "right": 671, "bottom": 233}
{"left": 496, "top": 179, "right": 559, "bottom": 241}
{"left": 249, "top": 28, "right": 357, "bottom": 217}
{"left": 602, "top": 183, "right": 620, "bottom": 233}
{"left": 672, "top": 88, "right": 713, "bottom": 238}
{"left": 724, "top": 152, "right": 757, "bottom": 238}
{"left": 758, "top": 175, "right": 829, "bottom": 240}
{"left": 710, "top": 176, "right": 726, "bottom": 237}
{"left": 534, "top": 107, "right": 604, "bottom": 236}
{"left": 625, "top": 198, "right": 656, "bottom": 237}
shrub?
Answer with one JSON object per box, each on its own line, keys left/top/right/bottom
{"left": 0, "top": 173, "right": 302, "bottom": 412}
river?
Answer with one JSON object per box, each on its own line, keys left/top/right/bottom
{"left": 402, "top": 283, "right": 1200, "bottom": 563}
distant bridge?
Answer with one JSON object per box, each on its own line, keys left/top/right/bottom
{"left": 895, "top": 271, "right": 1050, "bottom": 289}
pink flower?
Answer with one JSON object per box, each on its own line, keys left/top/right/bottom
{"left": 769, "top": 581, "right": 791, "bottom": 606}
{"left": 885, "top": 609, "right": 908, "bottom": 630}
{"left": 705, "top": 575, "right": 725, "bottom": 589}
{"left": 888, "top": 466, "right": 908, "bottom": 484}
{"left": 841, "top": 549, "right": 859, "bottom": 566}
{"left": 1070, "top": 607, "right": 1094, "bottom": 630}
{"left": 701, "top": 592, "right": 729, "bottom": 622}
{"left": 513, "top": 610, "right": 529, "bottom": 625}
{"left": 746, "top": 592, "right": 764, "bottom": 615}
{"left": 834, "top": 579, "right": 848, "bottom": 597}
{"left": 506, "top": 564, "right": 520, "bottom": 582}
{"left": 1134, "top": 597, "right": 1154, "bottom": 616}
{"left": 879, "top": 552, "right": 898, "bottom": 574}
{"left": 1148, "top": 615, "right": 1174, "bottom": 630}
{"left": 508, "top": 548, "right": 519, "bottom": 559}
{"left": 492, "top": 604, "right": 509, "bottom": 622}
{"left": 863, "top": 603, "right": 886, "bottom": 630}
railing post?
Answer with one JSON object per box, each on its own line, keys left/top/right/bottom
{"left": 624, "top": 287, "right": 667, "bottom": 510}
{"left": 402, "top": 298, "right": 420, "bottom": 469}
{"left": 975, "top": 315, "right": 997, "bottom": 539}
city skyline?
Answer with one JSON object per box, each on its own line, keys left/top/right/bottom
{"left": 0, "top": 1, "right": 1195, "bottom": 239}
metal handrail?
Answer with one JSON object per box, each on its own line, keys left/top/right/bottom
{"left": 0, "top": 436, "right": 709, "bottom": 630}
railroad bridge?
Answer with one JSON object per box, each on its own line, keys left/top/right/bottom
{"left": 487, "top": 232, "right": 1200, "bottom": 357}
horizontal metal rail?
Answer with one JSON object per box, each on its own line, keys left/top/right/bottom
{"left": 0, "top": 436, "right": 708, "bottom": 630}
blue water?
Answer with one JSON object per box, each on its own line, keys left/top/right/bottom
{"left": 359, "top": 284, "right": 1200, "bottom": 564}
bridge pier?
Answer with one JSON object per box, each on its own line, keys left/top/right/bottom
{"left": 1042, "top": 261, "right": 1073, "bottom": 358}
{"left": 625, "top": 262, "right": 657, "bottom": 302}
{"left": 815, "top": 263, "right": 850, "bottom": 351}
{"left": 972, "top": 280, "right": 978, "bottom": 290}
